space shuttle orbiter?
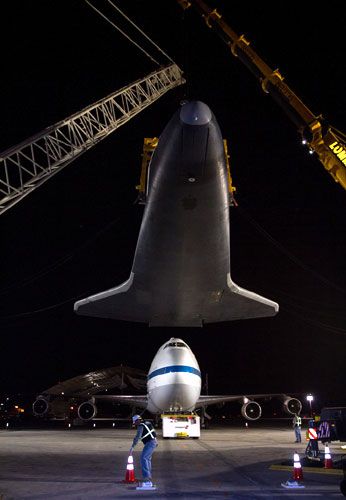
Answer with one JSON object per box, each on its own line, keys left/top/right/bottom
{"left": 74, "top": 101, "right": 278, "bottom": 326}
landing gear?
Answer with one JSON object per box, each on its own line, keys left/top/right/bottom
{"left": 200, "top": 407, "right": 210, "bottom": 429}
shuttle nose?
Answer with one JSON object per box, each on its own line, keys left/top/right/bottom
{"left": 180, "top": 101, "right": 212, "bottom": 125}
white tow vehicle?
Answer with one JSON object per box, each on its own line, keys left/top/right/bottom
{"left": 161, "top": 414, "right": 200, "bottom": 439}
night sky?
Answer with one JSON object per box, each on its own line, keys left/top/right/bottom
{"left": 1, "top": 1, "right": 345, "bottom": 410}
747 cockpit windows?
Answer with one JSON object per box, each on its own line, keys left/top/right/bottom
{"left": 164, "top": 342, "right": 187, "bottom": 349}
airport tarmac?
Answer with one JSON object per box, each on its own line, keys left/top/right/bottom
{"left": 0, "top": 422, "right": 344, "bottom": 499}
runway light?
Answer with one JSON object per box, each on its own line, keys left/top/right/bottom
{"left": 309, "top": 149, "right": 314, "bottom": 155}
{"left": 112, "top": 422, "right": 116, "bottom": 428}
{"left": 302, "top": 138, "right": 307, "bottom": 145}
{"left": 93, "top": 423, "right": 96, "bottom": 428}
{"left": 68, "top": 423, "right": 71, "bottom": 428}
{"left": 6, "top": 422, "right": 9, "bottom": 428}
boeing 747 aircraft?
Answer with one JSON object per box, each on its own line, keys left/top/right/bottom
{"left": 33, "top": 338, "right": 301, "bottom": 423}
{"left": 74, "top": 101, "right": 278, "bottom": 326}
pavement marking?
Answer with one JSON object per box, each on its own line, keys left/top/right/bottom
{"left": 196, "top": 438, "right": 260, "bottom": 486}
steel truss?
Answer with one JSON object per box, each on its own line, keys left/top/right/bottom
{"left": 0, "top": 64, "right": 184, "bottom": 215}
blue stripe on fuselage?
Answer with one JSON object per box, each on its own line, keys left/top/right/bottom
{"left": 148, "top": 365, "right": 201, "bottom": 380}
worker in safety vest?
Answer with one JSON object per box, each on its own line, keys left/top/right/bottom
{"left": 292, "top": 413, "right": 302, "bottom": 443}
{"left": 306, "top": 418, "right": 319, "bottom": 457}
{"left": 129, "top": 415, "right": 158, "bottom": 487}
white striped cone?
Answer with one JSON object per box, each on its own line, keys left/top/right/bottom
{"left": 123, "top": 454, "right": 136, "bottom": 483}
{"left": 293, "top": 452, "right": 303, "bottom": 481}
{"left": 324, "top": 445, "right": 333, "bottom": 469}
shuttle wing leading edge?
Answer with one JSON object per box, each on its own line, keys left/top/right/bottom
{"left": 74, "top": 272, "right": 278, "bottom": 325}
{"left": 74, "top": 272, "right": 150, "bottom": 324}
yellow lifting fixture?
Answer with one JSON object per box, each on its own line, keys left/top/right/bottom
{"left": 136, "top": 137, "right": 159, "bottom": 204}
{"left": 223, "top": 139, "right": 237, "bottom": 206}
{"left": 137, "top": 136, "right": 236, "bottom": 205}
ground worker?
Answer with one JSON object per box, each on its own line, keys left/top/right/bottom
{"left": 292, "top": 413, "right": 302, "bottom": 443}
{"left": 129, "top": 414, "right": 158, "bottom": 488}
{"left": 305, "top": 418, "right": 319, "bottom": 458}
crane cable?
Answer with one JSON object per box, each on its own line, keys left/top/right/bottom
{"left": 83, "top": 0, "right": 170, "bottom": 67}
{"left": 106, "top": 0, "right": 176, "bottom": 65}
{"left": 0, "top": 197, "right": 140, "bottom": 298}
{"left": 331, "top": 125, "right": 346, "bottom": 142}
{"left": 237, "top": 205, "right": 346, "bottom": 295}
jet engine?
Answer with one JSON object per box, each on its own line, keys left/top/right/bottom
{"left": 282, "top": 397, "right": 302, "bottom": 416}
{"left": 77, "top": 401, "right": 97, "bottom": 421}
{"left": 32, "top": 397, "right": 49, "bottom": 416}
{"left": 241, "top": 400, "right": 262, "bottom": 420}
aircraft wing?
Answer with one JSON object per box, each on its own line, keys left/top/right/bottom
{"left": 196, "top": 393, "right": 302, "bottom": 419}
{"left": 196, "top": 393, "right": 297, "bottom": 407}
{"left": 32, "top": 366, "right": 148, "bottom": 419}
{"left": 93, "top": 394, "right": 148, "bottom": 409}
{"left": 41, "top": 365, "right": 147, "bottom": 397}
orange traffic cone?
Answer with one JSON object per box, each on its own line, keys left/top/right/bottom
{"left": 324, "top": 445, "right": 333, "bottom": 469}
{"left": 281, "top": 452, "right": 305, "bottom": 489}
{"left": 293, "top": 452, "right": 303, "bottom": 481}
{"left": 123, "top": 454, "right": 136, "bottom": 483}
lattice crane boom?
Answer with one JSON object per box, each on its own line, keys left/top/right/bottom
{"left": 0, "top": 64, "right": 185, "bottom": 215}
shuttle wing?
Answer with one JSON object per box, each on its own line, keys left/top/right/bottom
{"left": 203, "top": 274, "right": 278, "bottom": 323}
{"left": 74, "top": 273, "right": 150, "bottom": 323}
{"left": 74, "top": 273, "right": 278, "bottom": 325}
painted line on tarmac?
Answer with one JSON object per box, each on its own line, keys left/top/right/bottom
{"left": 269, "top": 464, "right": 343, "bottom": 475}
{"left": 196, "top": 439, "right": 259, "bottom": 486}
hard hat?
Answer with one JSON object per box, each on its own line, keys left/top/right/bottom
{"left": 132, "top": 414, "right": 142, "bottom": 424}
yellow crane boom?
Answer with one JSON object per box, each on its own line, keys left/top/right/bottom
{"left": 178, "top": 0, "right": 346, "bottom": 191}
